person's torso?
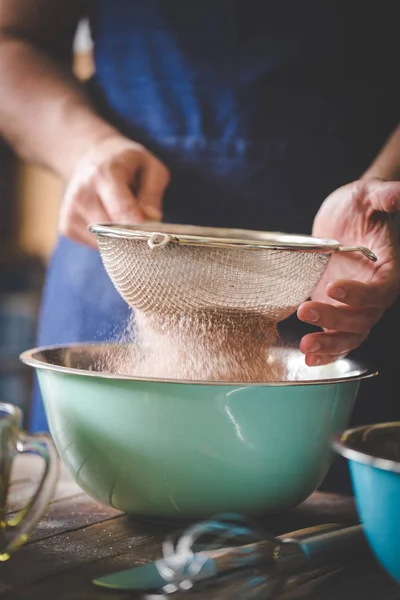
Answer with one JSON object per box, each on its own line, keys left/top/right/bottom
{"left": 88, "top": 1, "right": 399, "bottom": 231}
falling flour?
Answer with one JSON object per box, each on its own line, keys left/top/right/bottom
{"left": 99, "top": 308, "right": 297, "bottom": 382}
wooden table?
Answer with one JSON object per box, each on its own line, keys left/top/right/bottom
{"left": 0, "top": 455, "right": 398, "bottom": 600}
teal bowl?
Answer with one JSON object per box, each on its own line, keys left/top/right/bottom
{"left": 21, "top": 344, "right": 375, "bottom": 519}
{"left": 333, "top": 423, "right": 400, "bottom": 585}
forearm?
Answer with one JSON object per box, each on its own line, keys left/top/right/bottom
{"left": 0, "top": 37, "right": 118, "bottom": 180}
{"left": 362, "top": 124, "right": 400, "bottom": 181}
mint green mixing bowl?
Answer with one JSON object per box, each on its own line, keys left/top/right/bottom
{"left": 21, "top": 344, "right": 375, "bottom": 518}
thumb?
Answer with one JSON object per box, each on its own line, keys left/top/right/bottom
{"left": 366, "top": 179, "right": 400, "bottom": 214}
{"left": 137, "top": 157, "right": 170, "bottom": 221}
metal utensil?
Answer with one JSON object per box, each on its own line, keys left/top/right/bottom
{"left": 89, "top": 223, "right": 377, "bottom": 325}
{"left": 92, "top": 516, "right": 367, "bottom": 593}
{"left": 147, "top": 563, "right": 346, "bottom": 600}
{"left": 92, "top": 539, "right": 274, "bottom": 592}
{"left": 93, "top": 514, "right": 271, "bottom": 591}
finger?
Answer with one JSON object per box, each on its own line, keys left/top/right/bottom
{"left": 96, "top": 168, "right": 145, "bottom": 223}
{"left": 70, "top": 187, "right": 110, "bottom": 224}
{"left": 59, "top": 211, "right": 98, "bottom": 248}
{"left": 62, "top": 184, "right": 110, "bottom": 237}
{"left": 304, "top": 353, "right": 347, "bottom": 367}
{"left": 137, "top": 157, "right": 170, "bottom": 220}
{"left": 300, "top": 331, "right": 367, "bottom": 356}
{"left": 327, "top": 278, "right": 400, "bottom": 309}
{"left": 297, "top": 301, "right": 382, "bottom": 334}
{"left": 366, "top": 179, "right": 400, "bottom": 214}
{"left": 79, "top": 197, "right": 111, "bottom": 245}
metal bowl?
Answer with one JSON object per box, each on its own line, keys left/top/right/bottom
{"left": 333, "top": 423, "right": 400, "bottom": 584}
{"left": 21, "top": 344, "right": 376, "bottom": 518}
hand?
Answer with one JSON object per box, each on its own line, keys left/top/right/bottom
{"left": 59, "top": 135, "right": 170, "bottom": 247}
{"left": 298, "top": 179, "right": 400, "bottom": 366}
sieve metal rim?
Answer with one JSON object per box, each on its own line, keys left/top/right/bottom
{"left": 89, "top": 223, "right": 377, "bottom": 260}
{"left": 89, "top": 223, "right": 363, "bottom": 255}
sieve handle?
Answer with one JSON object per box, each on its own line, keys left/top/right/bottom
{"left": 147, "top": 233, "right": 172, "bottom": 249}
{"left": 337, "top": 246, "right": 377, "bottom": 262}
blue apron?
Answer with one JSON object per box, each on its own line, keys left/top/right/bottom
{"left": 30, "top": 1, "right": 400, "bottom": 494}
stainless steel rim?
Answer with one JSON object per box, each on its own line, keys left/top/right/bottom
{"left": 89, "top": 223, "right": 343, "bottom": 253}
{"left": 20, "top": 343, "right": 378, "bottom": 388}
{"left": 332, "top": 422, "right": 400, "bottom": 474}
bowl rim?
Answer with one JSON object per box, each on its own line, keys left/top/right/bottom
{"left": 20, "top": 342, "right": 378, "bottom": 387}
{"left": 332, "top": 422, "right": 400, "bottom": 474}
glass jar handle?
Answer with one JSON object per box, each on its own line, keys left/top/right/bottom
{"left": 1, "top": 432, "right": 59, "bottom": 560}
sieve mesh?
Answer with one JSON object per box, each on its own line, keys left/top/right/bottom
{"left": 89, "top": 224, "right": 376, "bottom": 382}
{"left": 95, "top": 234, "right": 331, "bottom": 323}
